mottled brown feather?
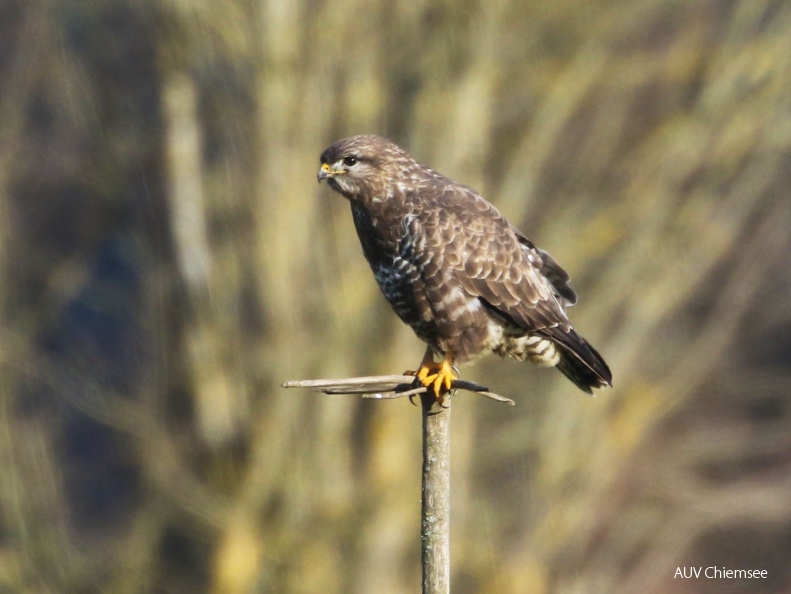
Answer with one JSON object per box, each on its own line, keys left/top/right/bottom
{"left": 319, "top": 135, "right": 611, "bottom": 392}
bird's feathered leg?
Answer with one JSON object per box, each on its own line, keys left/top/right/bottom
{"left": 407, "top": 346, "right": 457, "bottom": 405}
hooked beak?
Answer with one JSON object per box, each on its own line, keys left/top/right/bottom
{"left": 317, "top": 162, "right": 340, "bottom": 183}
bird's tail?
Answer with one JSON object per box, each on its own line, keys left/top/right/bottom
{"left": 554, "top": 331, "right": 612, "bottom": 394}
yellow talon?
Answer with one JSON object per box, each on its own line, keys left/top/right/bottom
{"left": 409, "top": 347, "right": 457, "bottom": 404}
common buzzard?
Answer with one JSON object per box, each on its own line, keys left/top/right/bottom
{"left": 318, "top": 135, "right": 611, "bottom": 402}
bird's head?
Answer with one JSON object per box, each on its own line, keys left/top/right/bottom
{"left": 318, "top": 134, "right": 415, "bottom": 202}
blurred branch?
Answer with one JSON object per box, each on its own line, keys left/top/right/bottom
{"left": 163, "top": 70, "right": 242, "bottom": 446}
{"left": 3, "top": 0, "right": 790, "bottom": 592}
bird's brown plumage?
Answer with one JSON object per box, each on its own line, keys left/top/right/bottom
{"left": 318, "top": 134, "right": 611, "bottom": 396}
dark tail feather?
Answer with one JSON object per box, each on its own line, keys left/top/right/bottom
{"left": 554, "top": 332, "right": 612, "bottom": 394}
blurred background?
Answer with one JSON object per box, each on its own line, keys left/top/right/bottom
{"left": 1, "top": 0, "right": 790, "bottom": 592}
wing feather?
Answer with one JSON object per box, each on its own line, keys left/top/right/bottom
{"left": 397, "top": 182, "right": 571, "bottom": 335}
{"left": 322, "top": 134, "right": 609, "bottom": 390}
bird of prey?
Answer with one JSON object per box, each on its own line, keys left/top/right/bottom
{"left": 318, "top": 134, "right": 611, "bottom": 402}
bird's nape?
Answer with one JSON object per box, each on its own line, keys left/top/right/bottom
{"left": 317, "top": 135, "right": 612, "bottom": 397}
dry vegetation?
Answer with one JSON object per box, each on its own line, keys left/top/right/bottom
{"left": 1, "top": 0, "right": 791, "bottom": 592}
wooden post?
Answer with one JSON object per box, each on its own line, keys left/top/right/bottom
{"left": 420, "top": 393, "right": 451, "bottom": 594}
{"left": 281, "top": 375, "right": 512, "bottom": 592}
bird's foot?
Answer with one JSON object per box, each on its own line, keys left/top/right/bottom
{"left": 406, "top": 349, "right": 457, "bottom": 406}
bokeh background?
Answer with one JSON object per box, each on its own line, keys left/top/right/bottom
{"left": 2, "top": 0, "right": 791, "bottom": 592}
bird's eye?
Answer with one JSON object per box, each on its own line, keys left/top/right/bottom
{"left": 343, "top": 156, "right": 358, "bottom": 167}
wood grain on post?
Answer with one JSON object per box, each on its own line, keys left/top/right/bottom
{"left": 420, "top": 393, "right": 451, "bottom": 594}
